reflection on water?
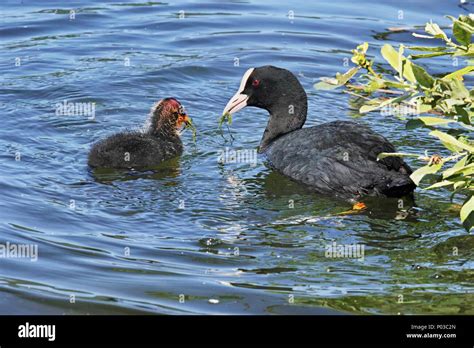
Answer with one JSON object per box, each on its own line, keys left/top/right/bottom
{"left": 0, "top": 0, "right": 473, "bottom": 314}
{"left": 90, "top": 157, "right": 182, "bottom": 183}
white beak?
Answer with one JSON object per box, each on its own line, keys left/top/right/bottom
{"left": 222, "top": 92, "right": 249, "bottom": 115}
{"left": 222, "top": 67, "right": 254, "bottom": 115}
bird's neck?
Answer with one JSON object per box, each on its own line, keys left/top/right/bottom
{"left": 148, "top": 109, "right": 180, "bottom": 141}
{"left": 149, "top": 126, "right": 180, "bottom": 141}
{"left": 258, "top": 99, "right": 307, "bottom": 153}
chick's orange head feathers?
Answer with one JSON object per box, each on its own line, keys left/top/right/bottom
{"left": 160, "top": 98, "right": 190, "bottom": 128}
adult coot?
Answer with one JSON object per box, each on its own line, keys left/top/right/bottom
{"left": 88, "top": 98, "right": 192, "bottom": 169}
{"left": 222, "top": 66, "right": 415, "bottom": 199}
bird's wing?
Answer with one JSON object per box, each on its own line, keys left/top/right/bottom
{"left": 265, "top": 121, "right": 414, "bottom": 198}
{"left": 89, "top": 132, "right": 164, "bottom": 168}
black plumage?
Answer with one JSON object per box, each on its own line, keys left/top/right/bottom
{"left": 223, "top": 65, "right": 415, "bottom": 199}
{"left": 266, "top": 121, "right": 414, "bottom": 199}
{"left": 88, "top": 98, "right": 189, "bottom": 169}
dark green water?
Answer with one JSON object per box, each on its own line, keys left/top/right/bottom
{"left": 0, "top": 0, "right": 473, "bottom": 314}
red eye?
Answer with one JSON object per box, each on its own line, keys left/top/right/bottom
{"left": 252, "top": 79, "right": 260, "bottom": 87}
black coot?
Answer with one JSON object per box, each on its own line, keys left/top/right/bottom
{"left": 88, "top": 98, "right": 191, "bottom": 169}
{"left": 222, "top": 66, "right": 415, "bottom": 199}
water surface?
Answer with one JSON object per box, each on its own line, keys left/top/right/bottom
{"left": 0, "top": 0, "right": 473, "bottom": 314}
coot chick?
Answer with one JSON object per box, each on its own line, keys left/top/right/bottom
{"left": 88, "top": 98, "right": 192, "bottom": 169}
{"left": 222, "top": 66, "right": 415, "bottom": 199}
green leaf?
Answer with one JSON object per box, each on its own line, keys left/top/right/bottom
{"left": 410, "top": 163, "right": 443, "bottom": 185}
{"left": 459, "top": 14, "right": 474, "bottom": 28}
{"left": 410, "top": 52, "right": 451, "bottom": 60}
{"left": 407, "top": 46, "right": 448, "bottom": 52}
{"left": 335, "top": 67, "right": 360, "bottom": 85}
{"left": 359, "top": 94, "right": 411, "bottom": 114}
{"left": 381, "top": 44, "right": 400, "bottom": 71}
{"left": 442, "top": 66, "right": 474, "bottom": 81}
{"left": 460, "top": 195, "right": 474, "bottom": 223}
{"left": 313, "top": 81, "right": 340, "bottom": 91}
{"left": 447, "top": 79, "right": 470, "bottom": 100}
{"left": 218, "top": 112, "right": 232, "bottom": 129}
{"left": 443, "top": 98, "right": 466, "bottom": 111}
{"left": 453, "top": 46, "right": 474, "bottom": 57}
{"left": 418, "top": 116, "right": 454, "bottom": 126}
{"left": 453, "top": 20, "right": 472, "bottom": 46}
{"left": 406, "top": 119, "right": 426, "bottom": 130}
{"left": 425, "top": 21, "right": 448, "bottom": 41}
{"left": 418, "top": 102, "right": 434, "bottom": 114}
{"left": 363, "top": 80, "right": 381, "bottom": 93}
{"left": 444, "top": 163, "right": 474, "bottom": 178}
{"left": 383, "top": 79, "right": 412, "bottom": 89}
{"left": 405, "top": 110, "right": 453, "bottom": 128}
{"left": 430, "top": 130, "right": 474, "bottom": 153}
{"left": 359, "top": 102, "right": 383, "bottom": 114}
{"left": 425, "top": 180, "right": 454, "bottom": 189}
{"left": 454, "top": 106, "right": 472, "bottom": 127}
{"left": 356, "top": 42, "right": 369, "bottom": 54}
{"left": 462, "top": 210, "right": 474, "bottom": 232}
{"left": 411, "top": 64, "right": 435, "bottom": 88}
{"left": 313, "top": 77, "right": 341, "bottom": 90}
{"left": 455, "top": 19, "right": 474, "bottom": 35}
{"left": 381, "top": 44, "right": 416, "bottom": 83}
{"left": 443, "top": 155, "right": 468, "bottom": 178}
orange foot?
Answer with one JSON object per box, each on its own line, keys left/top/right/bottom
{"left": 337, "top": 202, "right": 367, "bottom": 215}
{"left": 352, "top": 202, "right": 367, "bottom": 210}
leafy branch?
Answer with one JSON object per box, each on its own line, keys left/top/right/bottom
{"left": 315, "top": 14, "right": 474, "bottom": 231}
